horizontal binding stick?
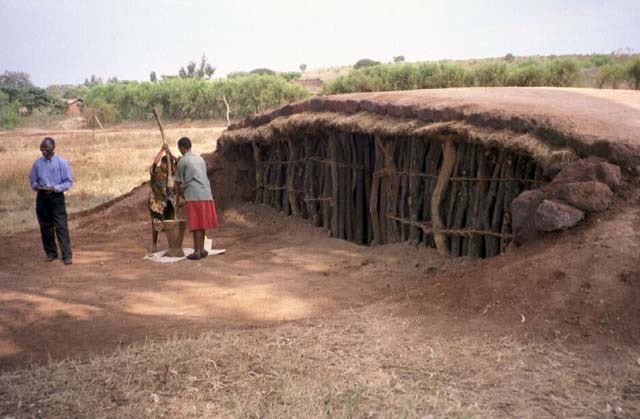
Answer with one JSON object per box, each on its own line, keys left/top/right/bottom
{"left": 386, "top": 214, "right": 513, "bottom": 239}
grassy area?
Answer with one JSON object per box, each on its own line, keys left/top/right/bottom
{"left": 1, "top": 307, "right": 636, "bottom": 418}
{"left": 321, "top": 55, "right": 640, "bottom": 94}
{"left": 0, "top": 124, "right": 225, "bottom": 235}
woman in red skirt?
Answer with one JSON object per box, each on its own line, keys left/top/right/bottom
{"left": 175, "top": 137, "right": 218, "bottom": 260}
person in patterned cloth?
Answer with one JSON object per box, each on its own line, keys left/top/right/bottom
{"left": 149, "top": 144, "right": 177, "bottom": 252}
{"left": 175, "top": 137, "right": 218, "bottom": 261}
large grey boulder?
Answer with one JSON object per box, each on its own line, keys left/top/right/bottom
{"left": 544, "top": 181, "right": 613, "bottom": 212}
{"left": 535, "top": 200, "right": 585, "bottom": 232}
{"left": 511, "top": 190, "right": 545, "bottom": 245}
{"left": 552, "top": 157, "right": 622, "bottom": 190}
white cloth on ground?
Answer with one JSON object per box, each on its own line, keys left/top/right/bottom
{"left": 144, "top": 247, "right": 226, "bottom": 263}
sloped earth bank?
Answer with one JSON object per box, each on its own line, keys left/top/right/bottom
{"left": 1, "top": 182, "right": 640, "bottom": 417}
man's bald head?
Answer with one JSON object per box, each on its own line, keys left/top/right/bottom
{"left": 40, "top": 137, "right": 55, "bottom": 160}
{"left": 41, "top": 137, "right": 55, "bottom": 148}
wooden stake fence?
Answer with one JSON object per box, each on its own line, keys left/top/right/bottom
{"left": 249, "top": 131, "right": 544, "bottom": 257}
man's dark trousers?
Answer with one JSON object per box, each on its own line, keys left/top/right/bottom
{"left": 36, "top": 191, "right": 72, "bottom": 260}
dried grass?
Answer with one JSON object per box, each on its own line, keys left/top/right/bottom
{"left": 220, "top": 112, "right": 577, "bottom": 169}
{"left": 1, "top": 307, "right": 637, "bottom": 418}
{"left": 0, "top": 126, "right": 225, "bottom": 235}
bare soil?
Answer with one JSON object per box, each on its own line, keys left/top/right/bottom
{"left": 1, "top": 180, "right": 640, "bottom": 417}
{"left": 1, "top": 178, "right": 639, "bottom": 365}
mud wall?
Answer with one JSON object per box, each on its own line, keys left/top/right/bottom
{"left": 221, "top": 131, "right": 546, "bottom": 258}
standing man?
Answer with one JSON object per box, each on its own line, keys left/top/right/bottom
{"left": 29, "top": 137, "right": 73, "bottom": 265}
{"left": 175, "top": 137, "right": 218, "bottom": 261}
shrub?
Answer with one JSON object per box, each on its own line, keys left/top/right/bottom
{"left": 280, "top": 72, "right": 302, "bottom": 82}
{"left": 227, "top": 71, "right": 249, "bottom": 79}
{"left": 597, "top": 64, "right": 626, "bottom": 89}
{"left": 504, "top": 53, "right": 515, "bottom": 63}
{"left": 0, "top": 91, "right": 20, "bottom": 130}
{"left": 472, "top": 62, "right": 508, "bottom": 86}
{"left": 82, "top": 75, "right": 308, "bottom": 120}
{"left": 322, "top": 56, "right": 593, "bottom": 95}
{"left": 354, "top": 59, "right": 381, "bottom": 69}
{"left": 45, "top": 84, "right": 87, "bottom": 99}
{"left": 322, "top": 62, "right": 471, "bottom": 94}
{"left": 628, "top": 57, "right": 640, "bottom": 89}
{"left": 250, "top": 68, "right": 276, "bottom": 76}
{"left": 82, "top": 98, "right": 121, "bottom": 127}
{"left": 0, "top": 84, "right": 64, "bottom": 113}
{"left": 506, "top": 60, "right": 547, "bottom": 86}
{"left": 590, "top": 54, "right": 613, "bottom": 67}
{"left": 546, "top": 58, "right": 581, "bottom": 87}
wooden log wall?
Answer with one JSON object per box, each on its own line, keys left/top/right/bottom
{"left": 251, "top": 131, "right": 544, "bottom": 257}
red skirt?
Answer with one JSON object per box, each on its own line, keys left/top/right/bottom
{"left": 185, "top": 200, "right": 218, "bottom": 232}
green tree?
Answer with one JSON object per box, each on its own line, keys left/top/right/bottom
{"left": 590, "top": 54, "right": 613, "bottom": 67}
{"left": 393, "top": 56, "right": 405, "bottom": 63}
{"left": 597, "top": 64, "right": 625, "bottom": 89}
{"left": 504, "top": 53, "right": 515, "bottom": 63}
{"left": 0, "top": 71, "right": 33, "bottom": 88}
{"left": 46, "top": 84, "right": 87, "bottom": 99}
{"left": 546, "top": 58, "right": 580, "bottom": 87}
{"left": 354, "top": 58, "right": 381, "bottom": 69}
{"left": 204, "top": 64, "right": 215, "bottom": 79}
{"left": 0, "top": 90, "right": 21, "bottom": 129}
{"left": 506, "top": 59, "right": 546, "bottom": 86}
{"left": 150, "top": 71, "right": 157, "bottom": 83}
{"left": 82, "top": 97, "right": 120, "bottom": 126}
{"left": 250, "top": 68, "right": 276, "bottom": 75}
{"left": 83, "top": 75, "right": 102, "bottom": 87}
{"left": 299, "top": 64, "right": 307, "bottom": 72}
{"left": 186, "top": 61, "right": 197, "bottom": 78}
{"left": 473, "top": 62, "right": 508, "bottom": 86}
{"left": 628, "top": 57, "right": 640, "bottom": 89}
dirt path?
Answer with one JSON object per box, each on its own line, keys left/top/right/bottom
{"left": 0, "top": 189, "right": 458, "bottom": 369}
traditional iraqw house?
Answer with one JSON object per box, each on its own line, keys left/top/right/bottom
{"left": 209, "top": 88, "right": 636, "bottom": 259}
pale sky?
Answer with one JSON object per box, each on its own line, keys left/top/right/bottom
{"left": 1, "top": 0, "right": 639, "bottom": 87}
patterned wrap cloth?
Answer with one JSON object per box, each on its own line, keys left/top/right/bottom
{"left": 149, "top": 159, "right": 177, "bottom": 230}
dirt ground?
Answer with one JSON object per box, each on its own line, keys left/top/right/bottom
{"left": 1, "top": 183, "right": 639, "bottom": 349}
{"left": 1, "top": 174, "right": 640, "bottom": 417}
{"left": 0, "top": 184, "right": 457, "bottom": 368}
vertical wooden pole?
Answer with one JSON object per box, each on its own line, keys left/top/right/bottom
{"left": 342, "top": 133, "right": 353, "bottom": 241}
{"left": 321, "top": 140, "right": 331, "bottom": 230}
{"left": 422, "top": 141, "right": 442, "bottom": 248}
{"left": 431, "top": 140, "right": 456, "bottom": 256}
{"left": 354, "top": 135, "right": 365, "bottom": 244}
{"left": 328, "top": 133, "right": 339, "bottom": 238}
{"left": 363, "top": 135, "right": 373, "bottom": 244}
{"left": 286, "top": 139, "right": 299, "bottom": 216}
{"left": 252, "top": 142, "right": 263, "bottom": 203}
{"left": 370, "top": 136, "right": 383, "bottom": 245}
{"left": 384, "top": 140, "right": 398, "bottom": 243}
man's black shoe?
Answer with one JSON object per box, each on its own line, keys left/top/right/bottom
{"left": 45, "top": 255, "right": 58, "bottom": 262}
{"left": 63, "top": 258, "right": 73, "bottom": 265}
